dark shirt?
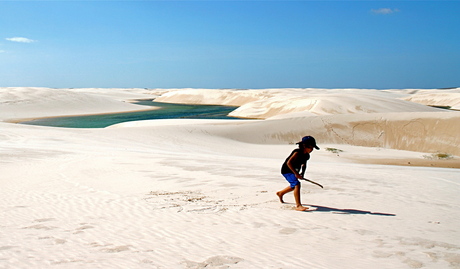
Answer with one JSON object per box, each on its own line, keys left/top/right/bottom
{"left": 281, "top": 149, "right": 310, "bottom": 174}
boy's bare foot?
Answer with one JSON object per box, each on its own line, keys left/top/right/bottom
{"left": 276, "top": 192, "right": 284, "bottom": 203}
{"left": 295, "top": 205, "right": 309, "bottom": 211}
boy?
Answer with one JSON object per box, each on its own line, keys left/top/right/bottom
{"left": 277, "top": 136, "right": 319, "bottom": 211}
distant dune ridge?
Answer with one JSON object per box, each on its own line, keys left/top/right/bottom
{"left": 154, "top": 88, "right": 459, "bottom": 118}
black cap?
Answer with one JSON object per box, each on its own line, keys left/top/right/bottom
{"left": 298, "top": 136, "right": 320, "bottom": 150}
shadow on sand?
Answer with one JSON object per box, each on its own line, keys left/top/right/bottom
{"left": 306, "top": 204, "right": 396, "bottom": 216}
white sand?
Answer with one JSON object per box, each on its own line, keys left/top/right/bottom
{"left": 1, "top": 87, "right": 459, "bottom": 268}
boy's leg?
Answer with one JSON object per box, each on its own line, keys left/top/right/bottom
{"left": 294, "top": 184, "right": 308, "bottom": 211}
{"left": 276, "top": 186, "right": 293, "bottom": 203}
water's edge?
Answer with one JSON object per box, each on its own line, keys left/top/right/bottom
{"left": 20, "top": 100, "right": 240, "bottom": 128}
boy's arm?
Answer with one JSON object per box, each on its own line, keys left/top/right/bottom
{"left": 300, "top": 164, "right": 306, "bottom": 178}
{"left": 286, "top": 152, "right": 302, "bottom": 179}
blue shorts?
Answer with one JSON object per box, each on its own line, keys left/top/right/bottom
{"left": 283, "top": 173, "right": 300, "bottom": 188}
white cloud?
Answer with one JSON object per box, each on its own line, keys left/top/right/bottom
{"left": 371, "top": 8, "right": 400, "bottom": 15}
{"left": 5, "top": 37, "right": 36, "bottom": 43}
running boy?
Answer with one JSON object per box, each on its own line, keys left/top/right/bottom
{"left": 277, "top": 136, "right": 319, "bottom": 211}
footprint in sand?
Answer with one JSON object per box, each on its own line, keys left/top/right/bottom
{"left": 22, "top": 224, "right": 56, "bottom": 230}
{"left": 73, "top": 223, "right": 95, "bottom": 234}
{"left": 34, "top": 218, "right": 56, "bottom": 222}
{"left": 184, "top": 255, "right": 243, "bottom": 268}
{"left": 101, "top": 245, "right": 131, "bottom": 253}
{"left": 279, "top": 227, "right": 297, "bottom": 235}
{"left": 0, "top": 246, "right": 17, "bottom": 250}
{"left": 22, "top": 218, "right": 58, "bottom": 230}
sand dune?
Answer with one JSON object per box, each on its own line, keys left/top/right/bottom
{"left": 0, "top": 87, "right": 459, "bottom": 268}
{"left": 153, "top": 88, "right": 459, "bottom": 156}
{"left": 0, "top": 87, "right": 158, "bottom": 122}
{"left": 398, "top": 88, "right": 460, "bottom": 110}
{"left": 229, "top": 93, "right": 443, "bottom": 119}
{"left": 155, "top": 88, "right": 451, "bottom": 119}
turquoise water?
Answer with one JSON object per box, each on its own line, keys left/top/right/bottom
{"left": 21, "top": 100, "right": 239, "bottom": 128}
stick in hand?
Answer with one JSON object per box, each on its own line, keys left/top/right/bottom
{"left": 300, "top": 178, "right": 324, "bottom": 188}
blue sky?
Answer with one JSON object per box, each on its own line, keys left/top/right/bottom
{"left": 1, "top": 1, "right": 459, "bottom": 89}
